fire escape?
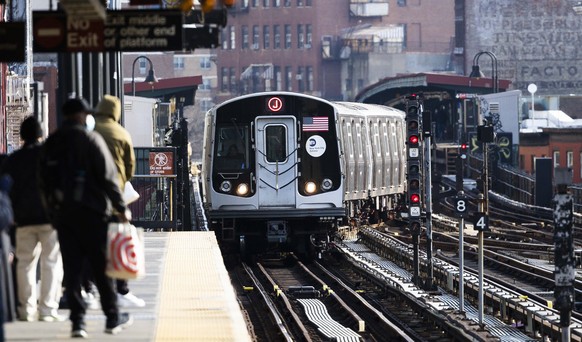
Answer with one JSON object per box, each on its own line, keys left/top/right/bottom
{"left": 5, "top": 73, "right": 30, "bottom": 152}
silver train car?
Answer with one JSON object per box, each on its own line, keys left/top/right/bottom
{"left": 201, "top": 92, "right": 406, "bottom": 256}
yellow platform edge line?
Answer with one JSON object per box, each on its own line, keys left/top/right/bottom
{"left": 154, "top": 232, "right": 252, "bottom": 342}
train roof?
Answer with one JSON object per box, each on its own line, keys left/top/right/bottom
{"left": 332, "top": 101, "right": 405, "bottom": 118}
{"left": 213, "top": 92, "right": 404, "bottom": 118}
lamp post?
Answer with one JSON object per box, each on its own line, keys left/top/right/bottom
{"left": 469, "top": 51, "right": 498, "bottom": 94}
{"left": 131, "top": 55, "right": 158, "bottom": 96}
{"left": 527, "top": 83, "right": 537, "bottom": 126}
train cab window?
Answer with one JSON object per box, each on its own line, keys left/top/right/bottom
{"left": 265, "top": 125, "right": 286, "bottom": 163}
{"left": 215, "top": 125, "right": 250, "bottom": 170}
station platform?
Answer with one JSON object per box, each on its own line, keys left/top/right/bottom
{"left": 4, "top": 231, "right": 252, "bottom": 342}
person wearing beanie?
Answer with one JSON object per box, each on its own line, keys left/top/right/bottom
{"left": 38, "top": 98, "right": 132, "bottom": 338}
{"left": 0, "top": 116, "right": 64, "bottom": 323}
{"left": 94, "top": 95, "right": 144, "bottom": 308}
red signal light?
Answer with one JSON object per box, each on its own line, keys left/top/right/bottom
{"left": 461, "top": 143, "right": 468, "bottom": 149}
{"left": 409, "top": 135, "right": 419, "bottom": 144}
{"left": 410, "top": 194, "right": 420, "bottom": 203}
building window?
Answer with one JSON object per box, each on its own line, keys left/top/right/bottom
{"left": 274, "top": 25, "right": 281, "bottom": 49}
{"left": 252, "top": 0, "right": 258, "bottom": 7}
{"left": 305, "top": 0, "right": 311, "bottom": 6}
{"left": 284, "top": 0, "right": 291, "bottom": 7}
{"left": 229, "top": 67, "right": 237, "bottom": 93}
{"left": 567, "top": 151, "right": 574, "bottom": 168}
{"left": 274, "top": 66, "right": 281, "bottom": 91}
{"left": 200, "top": 98, "right": 214, "bottom": 112}
{"left": 273, "top": 0, "right": 280, "bottom": 7}
{"left": 397, "top": 0, "right": 406, "bottom": 6}
{"left": 297, "top": 0, "right": 303, "bottom": 6}
{"left": 263, "top": 0, "right": 269, "bottom": 7}
{"left": 263, "top": 25, "right": 270, "bottom": 49}
{"left": 200, "top": 77, "right": 212, "bottom": 90}
{"left": 229, "top": 26, "right": 236, "bottom": 50}
{"left": 285, "top": 66, "right": 292, "bottom": 91}
{"left": 252, "top": 25, "right": 259, "bottom": 50}
{"left": 242, "top": 26, "right": 249, "bottom": 49}
{"left": 297, "top": 66, "right": 304, "bottom": 92}
{"left": 554, "top": 151, "right": 560, "bottom": 168}
{"left": 284, "top": 25, "right": 291, "bottom": 49}
{"left": 139, "top": 58, "right": 146, "bottom": 74}
{"left": 306, "top": 66, "right": 313, "bottom": 91}
{"left": 200, "top": 56, "right": 212, "bottom": 69}
{"left": 173, "top": 56, "right": 184, "bottom": 70}
{"left": 297, "top": 25, "right": 304, "bottom": 49}
{"left": 306, "top": 24, "right": 312, "bottom": 48}
{"left": 221, "top": 29, "right": 228, "bottom": 49}
{"left": 221, "top": 67, "right": 228, "bottom": 92}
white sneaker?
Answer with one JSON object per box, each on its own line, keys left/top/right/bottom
{"left": 82, "top": 290, "right": 100, "bottom": 310}
{"left": 117, "top": 292, "right": 145, "bottom": 308}
{"left": 39, "top": 312, "right": 66, "bottom": 322}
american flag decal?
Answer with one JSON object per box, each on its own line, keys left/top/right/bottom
{"left": 302, "top": 116, "right": 328, "bottom": 132}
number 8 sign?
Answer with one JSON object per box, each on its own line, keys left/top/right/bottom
{"left": 455, "top": 196, "right": 467, "bottom": 218}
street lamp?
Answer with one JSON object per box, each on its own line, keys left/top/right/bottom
{"left": 131, "top": 55, "right": 158, "bottom": 96}
{"left": 527, "top": 83, "right": 537, "bottom": 127}
{"left": 469, "top": 51, "right": 498, "bottom": 94}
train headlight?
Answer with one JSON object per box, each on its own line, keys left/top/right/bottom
{"left": 236, "top": 183, "right": 249, "bottom": 196}
{"left": 321, "top": 178, "right": 333, "bottom": 191}
{"left": 305, "top": 181, "right": 317, "bottom": 194}
{"left": 220, "top": 181, "right": 232, "bottom": 193}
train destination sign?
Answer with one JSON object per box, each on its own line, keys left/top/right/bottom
{"left": 32, "top": 9, "right": 183, "bottom": 53}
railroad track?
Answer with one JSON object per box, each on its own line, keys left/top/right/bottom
{"left": 228, "top": 252, "right": 456, "bottom": 341}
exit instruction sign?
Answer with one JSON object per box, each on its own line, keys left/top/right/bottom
{"left": 33, "top": 9, "right": 183, "bottom": 53}
{"left": 33, "top": 11, "right": 103, "bottom": 52}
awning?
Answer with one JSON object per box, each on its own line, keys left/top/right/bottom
{"left": 124, "top": 76, "right": 202, "bottom": 106}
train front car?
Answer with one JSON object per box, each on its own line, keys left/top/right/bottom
{"left": 202, "top": 92, "right": 344, "bottom": 258}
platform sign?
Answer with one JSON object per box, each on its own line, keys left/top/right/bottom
{"left": 0, "top": 22, "right": 25, "bottom": 62}
{"left": 32, "top": 9, "right": 183, "bottom": 52}
{"left": 149, "top": 151, "right": 175, "bottom": 175}
{"left": 104, "top": 10, "right": 183, "bottom": 52}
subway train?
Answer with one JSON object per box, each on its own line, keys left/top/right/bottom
{"left": 200, "top": 92, "right": 406, "bottom": 257}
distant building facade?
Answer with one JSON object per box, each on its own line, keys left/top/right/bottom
{"left": 519, "top": 127, "right": 582, "bottom": 184}
{"left": 216, "top": 0, "right": 454, "bottom": 101}
{"left": 464, "top": 0, "right": 582, "bottom": 99}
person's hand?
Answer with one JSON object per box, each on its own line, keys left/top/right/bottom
{"left": 117, "top": 208, "right": 132, "bottom": 223}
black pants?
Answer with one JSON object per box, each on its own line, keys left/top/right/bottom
{"left": 55, "top": 207, "right": 118, "bottom": 326}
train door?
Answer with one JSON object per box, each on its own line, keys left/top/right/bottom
{"left": 255, "top": 117, "right": 297, "bottom": 207}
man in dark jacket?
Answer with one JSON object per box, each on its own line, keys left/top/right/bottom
{"left": 0, "top": 117, "right": 63, "bottom": 322}
{"left": 38, "top": 98, "right": 132, "bottom": 338}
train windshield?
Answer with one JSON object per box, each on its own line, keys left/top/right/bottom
{"left": 265, "top": 125, "right": 287, "bottom": 163}
{"left": 214, "top": 125, "right": 250, "bottom": 170}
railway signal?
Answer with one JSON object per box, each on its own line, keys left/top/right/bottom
{"left": 405, "top": 96, "right": 423, "bottom": 226}
{"left": 459, "top": 142, "right": 468, "bottom": 159}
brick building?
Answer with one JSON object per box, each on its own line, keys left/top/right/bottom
{"left": 519, "top": 127, "right": 582, "bottom": 184}
{"left": 216, "top": 0, "right": 454, "bottom": 102}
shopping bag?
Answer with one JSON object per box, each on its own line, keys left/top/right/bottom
{"left": 123, "top": 181, "right": 140, "bottom": 205}
{"left": 106, "top": 222, "right": 145, "bottom": 280}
